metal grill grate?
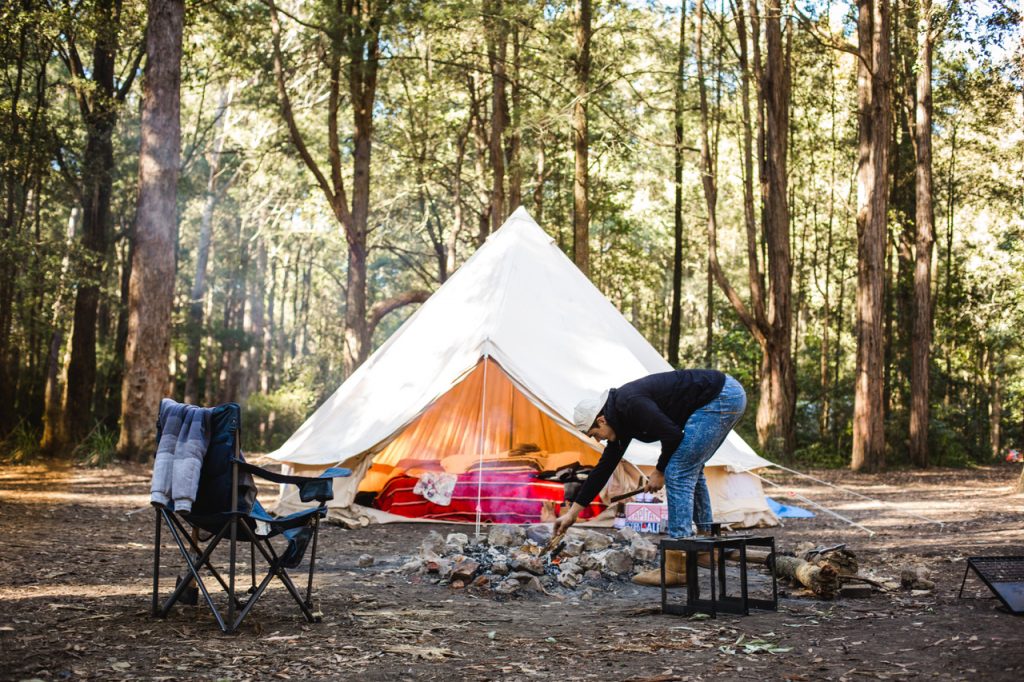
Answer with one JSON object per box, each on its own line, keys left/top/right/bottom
{"left": 968, "top": 557, "right": 1024, "bottom": 583}
{"left": 959, "top": 556, "right": 1024, "bottom": 614}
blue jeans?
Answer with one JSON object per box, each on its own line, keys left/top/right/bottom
{"left": 663, "top": 375, "right": 747, "bottom": 538}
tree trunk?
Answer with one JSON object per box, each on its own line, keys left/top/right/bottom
{"left": 61, "top": 120, "right": 115, "bottom": 447}
{"left": 54, "top": 0, "right": 143, "bottom": 450}
{"left": 572, "top": 0, "right": 592, "bottom": 277}
{"left": 668, "top": 3, "right": 686, "bottom": 368}
{"left": 989, "top": 356, "right": 1001, "bottom": 459}
{"left": 270, "top": 2, "right": 396, "bottom": 377}
{"left": 852, "top": 0, "right": 892, "bottom": 472}
{"left": 507, "top": 21, "right": 522, "bottom": 211}
{"left": 486, "top": 0, "right": 509, "bottom": 236}
{"left": 758, "top": 0, "right": 795, "bottom": 456}
{"left": 248, "top": 238, "right": 266, "bottom": 398}
{"left": 533, "top": 136, "right": 546, "bottom": 228}
{"left": 117, "top": 0, "right": 184, "bottom": 461}
{"left": 184, "top": 88, "right": 232, "bottom": 404}
{"left": 40, "top": 208, "right": 80, "bottom": 453}
{"left": 909, "top": 0, "right": 935, "bottom": 468}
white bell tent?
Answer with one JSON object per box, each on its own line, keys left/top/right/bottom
{"left": 268, "top": 208, "right": 778, "bottom": 529}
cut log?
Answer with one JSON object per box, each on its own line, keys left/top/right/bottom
{"left": 772, "top": 555, "right": 841, "bottom": 599}
{"left": 806, "top": 548, "right": 859, "bottom": 576}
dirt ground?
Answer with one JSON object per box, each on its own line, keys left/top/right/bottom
{"left": 1, "top": 462, "right": 1022, "bottom": 681}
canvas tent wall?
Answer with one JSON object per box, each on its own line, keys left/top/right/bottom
{"left": 269, "top": 208, "right": 777, "bottom": 529}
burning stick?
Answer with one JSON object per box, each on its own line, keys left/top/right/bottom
{"left": 544, "top": 530, "right": 567, "bottom": 560}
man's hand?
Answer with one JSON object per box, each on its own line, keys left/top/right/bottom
{"left": 553, "top": 503, "right": 582, "bottom": 535}
{"left": 644, "top": 470, "right": 665, "bottom": 493}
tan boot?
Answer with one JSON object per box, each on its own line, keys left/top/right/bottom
{"left": 632, "top": 550, "right": 687, "bottom": 586}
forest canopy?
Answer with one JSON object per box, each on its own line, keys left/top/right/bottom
{"left": 1, "top": 0, "right": 1022, "bottom": 470}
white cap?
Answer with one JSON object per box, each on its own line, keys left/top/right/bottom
{"left": 573, "top": 390, "right": 610, "bottom": 433}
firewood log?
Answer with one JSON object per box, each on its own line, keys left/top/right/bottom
{"left": 772, "top": 555, "right": 841, "bottom": 599}
{"left": 806, "top": 548, "right": 859, "bottom": 576}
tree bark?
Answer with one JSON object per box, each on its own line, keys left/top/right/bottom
{"left": 572, "top": 0, "right": 591, "bottom": 277}
{"left": 909, "top": 0, "right": 935, "bottom": 467}
{"left": 701, "top": 1, "right": 794, "bottom": 456}
{"left": 852, "top": 0, "right": 892, "bottom": 472}
{"left": 40, "top": 208, "right": 80, "bottom": 453}
{"left": 117, "top": 0, "right": 184, "bottom": 461}
{"left": 668, "top": 3, "right": 686, "bottom": 368}
{"left": 62, "top": 87, "right": 116, "bottom": 445}
{"left": 989, "top": 356, "right": 1001, "bottom": 459}
{"left": 184, "top": 87, "right": 233, "bottom": 404}
{"left": 757, "top": 0, "right": 795, "bottom": 456}
{"left": 486, "top": 0, "right": 509, "bottom": 235}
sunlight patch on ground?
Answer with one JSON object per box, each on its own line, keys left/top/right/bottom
{"left": 0, "top": 489, "right": 150, "bottom": 507}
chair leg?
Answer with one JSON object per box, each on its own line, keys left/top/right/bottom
{"left": 157, "top": 510, "right": 232, "bottom": 632}
{"left": 152, "top": 508, "right": 161, "bottom": 616}
{"left": 305, "top": 515, "right": 320, "bottom": 608}
{"left": 165, "top": 512, "right": 243, "bottom": 608}
{"left": 235, "top": 521, "right": 318, "bottom": 626}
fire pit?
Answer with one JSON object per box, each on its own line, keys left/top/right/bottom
{"left": 399, "top": 524, "right": 660, "bottom": 597}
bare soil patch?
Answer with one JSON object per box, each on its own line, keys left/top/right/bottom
{"left": 1, "top": 462, "right": 1022, "bottom": 681}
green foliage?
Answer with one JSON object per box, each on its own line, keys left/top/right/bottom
{"left": 243, "top": 383, "right": 319, "bottom": 453}
{"left": 74, "top": 425, "right": 120, "bottom": 468}
{"left": 0, "top": 423, "right": 43, "bottom": 464}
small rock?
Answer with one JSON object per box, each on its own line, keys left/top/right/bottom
{"left": 511, "top": 553, "right": 545, "bottom": 576}
{"left": 445, "top": 533, "right": 469, "bottom": 552}
{"left": 451, "top": 558, "right": 480, "bottom": 583}
{"left": 488, "top": 524, "right": 526, "bottom": 547}
{"left": 628, "top": 536, "right": 658, "bottom": 563}
{"left": 491, "top": 561, "right": 510, "bottom": 576}
{"left": 594, "top": 548, "right": 633, "bottom": 575}
{"left": 525, "top": 524, "right": 553, "bottom": 545}
{"left": 839, "top": 584, "right": 873, "bottom": 599}
{"left": 583, "top": 569, "right": 602, "bottom": 582}
{"left": 400, "top": 558, "right": 423, "bottom": 572}
{"left": 557, "top": 557, "right": 582, "bottom": 576}
{"left": 472, "top": 575, "right": 492, "bottom": 588}
{"left": 357, "top": 554, "right": 375, "bottom": 567}
{"left": 561, "top": 539, "right": 586, "bottom": 558}
{"left": 581, "top": 587, "right": 595, "bottom": 600}
{"left": 577, "top": 554, "right": 601, "bottom": 571}
{"left": 420, "top": 530, "right": 447, "bottom": 556}
{"left": 451, "top": 579, "right": 466, "bottom": 589}
{"left": 615, "top": 526, "right": 639, "bottom": 543}
{"left": 557, "top": 571, "right": 581, "bottom": 588}
{"left": 495, "top": 578, "right": 522, "bottom": 595}
{"left": 581, "top": 530, "right": 613, "bottom": 551}
{"left": 900, "top": 566, "right": 934, "bottom": 591}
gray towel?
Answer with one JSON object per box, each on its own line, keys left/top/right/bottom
{"left": 150, "top": 398, "right": 212, "bottom": 512}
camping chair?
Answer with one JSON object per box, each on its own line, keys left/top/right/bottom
{"left": 150, "top": 401, "right": 350, "bottom": 633}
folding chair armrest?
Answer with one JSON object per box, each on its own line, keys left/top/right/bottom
{"left": 230, "top": 458, "right": 351, "bottom": 503}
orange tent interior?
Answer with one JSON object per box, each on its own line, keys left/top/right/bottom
{"left": 357, "top": 358, "right": 600, "bottom": 493}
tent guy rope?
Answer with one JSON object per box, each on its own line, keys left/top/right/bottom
{"left": 753, "top": 472, "right": 877, "bottom": 536}
{"left": 770, "top": 464, "right": 945, "bottom": 528}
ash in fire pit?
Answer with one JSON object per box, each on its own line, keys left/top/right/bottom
{"left": 399, "top": 524, "right": 659, "bottom": 597}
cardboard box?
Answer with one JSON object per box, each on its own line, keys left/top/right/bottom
{"left": 624, "top": 501, "right": 668, "bottom": 534}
